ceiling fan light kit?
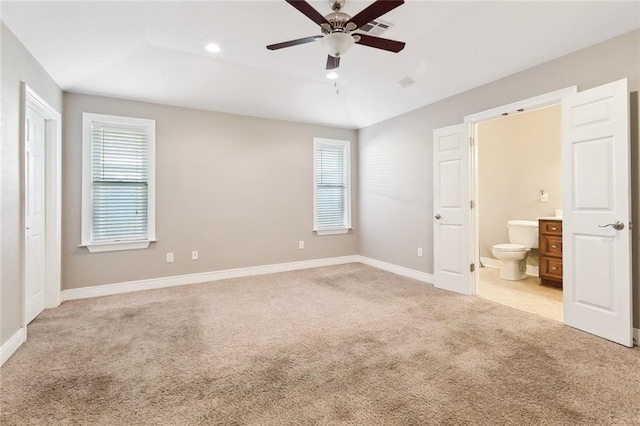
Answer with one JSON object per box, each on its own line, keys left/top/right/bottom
{"left": 321, "top": 32, "right": 355, "bottom": 58}
{"left": 267, "top": 0, "right": 406, "bottom": 70}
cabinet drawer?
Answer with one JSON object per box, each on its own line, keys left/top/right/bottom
{"left": 540, "top": 221, "right": 562, "bottom": 235}
{"left": 540, "top": 257, "right": 563, "bottom": 279}
{"left": 540, "top": 236, "right": 562, "bottom": 256}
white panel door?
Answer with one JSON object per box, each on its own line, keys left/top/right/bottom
{"left": 562, "top": 79, "right": 632, "bottom": 347}
{"left": 433, "top": 123, "right": 471, "bottom": 295}
{"left": 25, "top": 104, "right": 47, "bottom": 324}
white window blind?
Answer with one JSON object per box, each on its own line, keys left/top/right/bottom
{"left": 314, "top": 138, "right": 351, "bottom": 234}
{"left": 82, "top": 113, "right": 156, "bottom": 252}
{"left": 91, "top": 122, "right": 149, "bottom": 241}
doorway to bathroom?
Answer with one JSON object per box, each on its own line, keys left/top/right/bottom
{"left": 474, "top": 104, "right": 563, "bottom": 321}
{"left": 433, "top": 80, "right": 633, "bottom": 346}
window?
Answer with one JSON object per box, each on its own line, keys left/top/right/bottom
{"left": 313, "top": 138, "right": 351, "bottom": 235}
{"left": 81, "top": 113, "right": 156, "bottom": 252}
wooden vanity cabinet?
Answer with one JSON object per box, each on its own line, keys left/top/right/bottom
{"left": 539, "top": 219, "right": 563, "bottom": 288}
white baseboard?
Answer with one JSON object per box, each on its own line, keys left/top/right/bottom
{"left": 480, "top": 256, "right": 539, "bottom": 277}
{"left": 480, "top": 257, "right": 500, "bottom": 269}
{"left": 1, "top": 327, "right": 26, "bottom": 366}
{"left": 62, "top": 255, "right": 435, "bottom": 302}
{"left": 62, "top": 255, "right": 360, "bottom": 301}
{"left": 634, "top": 328, "right": 639, "bottom": 346}
{"left": 357, "top": 256, "right": 434, "bottom": 284}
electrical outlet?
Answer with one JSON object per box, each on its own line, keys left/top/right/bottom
{"left": 540, "top": 191, "right": 549, "bottom": 202}
{"left": 191, "top": 251, "right": 198, "bottom": 261}
{"left": 417, "top": 247, "right": 423, "bottom": 258}
{"left": 298, "top": 241, "right": 305, "bottom": 249}
{"left": 166, "top": 253, "right": 174, "bottom": 263}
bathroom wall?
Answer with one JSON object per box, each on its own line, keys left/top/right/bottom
{"left": 478, "top": 105, "right": 562, "bottom": 263}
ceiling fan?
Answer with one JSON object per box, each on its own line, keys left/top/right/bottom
{"left": 267, "top": 0, "right": 406, "bottom": 70}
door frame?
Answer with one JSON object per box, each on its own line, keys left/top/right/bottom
{"left": 21, "top": 83, "right": 62, "bottom": 329}
{"left": 463, "top": 86, "right": 577, "bottom": 296}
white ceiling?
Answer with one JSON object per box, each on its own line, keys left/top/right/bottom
{"left": 2, "top": 1, "right": 638, "bottom": 129}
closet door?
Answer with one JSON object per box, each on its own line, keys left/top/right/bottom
{"left": 433, "top": 123, "right": 472, "bottom": 295}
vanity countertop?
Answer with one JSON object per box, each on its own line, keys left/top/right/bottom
{"left": 538, "top": 217, "right": 562, "bottom": 220}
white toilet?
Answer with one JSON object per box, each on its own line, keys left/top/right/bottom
{"left": 491, "top": 220, "right": 539, "bottom": 281}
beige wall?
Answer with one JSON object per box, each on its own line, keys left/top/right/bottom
{"left": 478, "top": 105, "right": 561, "bottom": 262}
{"left": 1, "top": 23, "right": 63, "bottom": 345}
{"left": 358, "top": 30, "right": 640, "bottom": 327}
{"left": 62, "top": 93, "right": 358, "bottom": 289}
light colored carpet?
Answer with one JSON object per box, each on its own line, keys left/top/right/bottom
{"left": 2, "top": 263, "right": 639, "bottom": 425}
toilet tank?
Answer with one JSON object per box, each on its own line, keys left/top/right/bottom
{"left": 507, "top": 220, "right": 539, "bottom": 249}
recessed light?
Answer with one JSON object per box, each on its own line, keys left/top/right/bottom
{"left": 327, "top": 72, "right": 339, "bottom": 80}
{"left": 205, "top": 43, "right": 221, "bottom": 53}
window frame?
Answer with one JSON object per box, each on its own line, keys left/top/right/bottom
{"left": 81, "top": 112, "right": 156, "bottom": 253}
{"left": 313, "top": 138, "right": 352, "bottom": 235}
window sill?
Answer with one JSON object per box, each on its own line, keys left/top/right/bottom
{"left": 80, "top": 240, "right": 156, "bottom": 253}
{"left": 315, "top": 228, "right": 351, "bottom": 236}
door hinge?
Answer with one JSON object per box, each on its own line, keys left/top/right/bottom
{"left": 470, "top": 200, "right": 475, "bottom": 209}
{"left": 469, "top": 136, "right": 474, "bottom": 146}
{"left": 470, "top": 263, "right": 475, "bottom": 272}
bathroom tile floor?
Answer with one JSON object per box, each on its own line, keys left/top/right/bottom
{"left": 476, "top": 267, "right": 563, "bottom": 322}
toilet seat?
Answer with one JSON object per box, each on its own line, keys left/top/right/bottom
{"left": 492, "top": 243, "right": 527, "bottom": 252}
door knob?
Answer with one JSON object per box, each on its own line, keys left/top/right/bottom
{"left": 598, "top": 221, "right": 625, "bottom": 230}
{"left": 435, "top": 214, "right": 443, "bottom": 220}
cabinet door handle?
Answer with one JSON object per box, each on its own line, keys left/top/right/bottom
{"left": 551, "top": 245, "right": 557, "bottom": 249}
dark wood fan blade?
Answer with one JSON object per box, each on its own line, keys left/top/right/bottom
{"left": 347, "top": 0, "right": 404, "bottom": 29}
{"left": 326, "top": 55, "right": 340, "bottom": 70}
{"left": 355, "top": 33, "right": 405, "bottom": 53}
{"left": 267, "top": 35, "right": 322, "bottom": 50}
{"left": 285, "top": 0, "right": 331, "bottom": 27}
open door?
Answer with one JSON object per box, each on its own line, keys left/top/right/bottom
{"left": 25, "top": 103, "right": 47, "bottom": 323}
{"left": 433, "top": 123, "right": 472, "bottom": 295}
{"left": 562, "top": 79, "right": 632, "bottom": 347}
